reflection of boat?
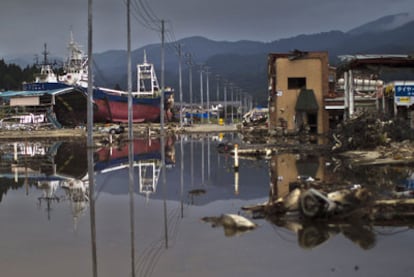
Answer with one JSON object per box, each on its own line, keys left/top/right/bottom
{"left": 95, "top": 137, "right": 175, "bottom": 199}
{"left": 0, "top": 137, "right": 175, "bottom": 221}
{"left": 95, "top": 137, "right": 175, "bottom": 171}
{"left": 0, "top": 141, "right": 90, "bottom": 223}
{"left": 0, "top": 33, "right": 174, "bottom": 127}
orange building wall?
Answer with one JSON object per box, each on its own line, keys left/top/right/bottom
{"left": 268, "top": 52, "right": 330, "bottom": 134}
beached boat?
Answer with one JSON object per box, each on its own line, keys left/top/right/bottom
{"left": 23, "top": 33, "right": 174, "bottom": 124}
{"left": 83, "top": 50, "right": 174, "bottom": 123}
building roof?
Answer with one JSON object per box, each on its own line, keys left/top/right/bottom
{"left": 295, "top": 89, "right": 319, "bottom": 112}
{"left": 0, "top": 87, "right": 80, "bottom": 99}
{"left": 338, "top": 54, "right": 414, "bottom": 70}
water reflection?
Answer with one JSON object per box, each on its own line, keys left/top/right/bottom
{"left": 265, "top": 148, "right": 414, "bottom": 250}
{"left": 0, "top": 137, "right": 175, "bottom": 220}
{"left": 1, "top": 135, "right": 413, "bottom": 276}
{"left": 269, "top": 217, "right": 377, "bottom": 250}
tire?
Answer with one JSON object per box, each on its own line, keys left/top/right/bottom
{"left": 300, "top": 190, "right": 322, "bottom": 218}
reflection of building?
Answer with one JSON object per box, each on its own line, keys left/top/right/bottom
{"left": 269, "top": 153, "right": 327, "bottom": 200}
{"left": 268, "top": 51, "right": 331, "bottom": 134}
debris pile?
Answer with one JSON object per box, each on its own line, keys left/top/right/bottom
{"left": 330, "top": 113, "right": 414, "bottom": 152}
{"left": 242, "top": 182, "right": 414, "bottom": 228}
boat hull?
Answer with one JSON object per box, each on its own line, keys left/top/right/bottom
{"left": 21, "top": 83, "right": 173, "bottom": 124}
{"left": 93, "top": 88, "right": 173, "bottom": 123}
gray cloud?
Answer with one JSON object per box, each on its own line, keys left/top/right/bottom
{"left": 0, "top": 0, "right": 413, "bottom": 58}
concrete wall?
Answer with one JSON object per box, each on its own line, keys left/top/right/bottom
{"left": 268, "top": 52, "right": 330, "bottom": 134}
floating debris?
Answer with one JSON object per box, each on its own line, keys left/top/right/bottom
{"left": 202, "top": 213, "right": 258, "bottom": 237}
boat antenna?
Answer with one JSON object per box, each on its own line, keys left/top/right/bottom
{"left": 143, "top": 49, "right": 147, "bottom": 64}
{"left": 42, "top": 43, "right": 49, "bottom": 65}
{"left": 70, "top": 28, "right": 75, "bottom": 44}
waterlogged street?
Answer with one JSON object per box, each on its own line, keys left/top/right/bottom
{"left": 0, "top": 134, "right": 413, "bottom": 277}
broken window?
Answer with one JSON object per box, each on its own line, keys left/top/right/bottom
{"left": 288, "top": 77, "right": 306, "bottom": 89}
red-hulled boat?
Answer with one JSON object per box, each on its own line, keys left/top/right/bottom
{"left": 22, "top": 33, "right": 174, "bottom": 125}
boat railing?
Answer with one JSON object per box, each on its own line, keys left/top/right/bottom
{"left": 98, "top": 87, "right": 162, "bottom": 98}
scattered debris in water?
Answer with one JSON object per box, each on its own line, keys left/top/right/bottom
{"left": 202, "top": 213, "right": 258, "bottom": 237}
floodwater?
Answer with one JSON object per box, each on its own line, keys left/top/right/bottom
{"left": 0, "top": 134, "right": 413, "bottom": 277}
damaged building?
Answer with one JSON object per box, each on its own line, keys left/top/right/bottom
{"left": 267, "top": 51, "right": 414, "bottom": 135}
{"left": 0, "top": 85, "right": 88, "bottom": 128}
{"left": 267, "top": 50, "right": 333, "bottom": 135}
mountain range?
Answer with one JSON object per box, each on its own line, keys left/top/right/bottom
{"left": 5, "top": 13, "right": 414, "bottom": 105}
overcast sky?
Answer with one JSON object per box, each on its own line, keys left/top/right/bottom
{"left": 1, "top": 0, "right": 413, "bottom": 59}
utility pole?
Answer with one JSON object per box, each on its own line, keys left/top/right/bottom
{"left": 160, "top": 20, "right": 165, "bottom": 131}
{"left": 216, "top": 74, "right": 220, "bottom": 121}
{"left": 205, "top": 66, "right": 210, "bottom": 123}
{"left": 236, "top": 88, "right": 240, "bottom": 121}
{"left": 216, "top": 74, "right": 220, "bottom": 101}
{"left": 224, "top": 80, "right": 227, "bottom": 123}
{"left": 126, "top": 3, "right": 135, "bottom": 275}
{"left": 160, "top": 19, "right": 168, "bottom": 249}
{"left": 127, "top": 0, "right": 132, "bottom": 139}
{"left": 87, "top": 0, "right": 97, "bottom": 276}
{"left": 230, "top": 83, "right": 234, "bottom": 123}
{"left": 177, "top": 44, "right": 183, "bottom": 128}
{"left": 186, "top": 53, "right": 193, "bottom": 124}
{"left": 199, "top": 64, "right": 204, "bottom": 122}
{"left": 87, "top": 2, "right": 94, "bottom": 147}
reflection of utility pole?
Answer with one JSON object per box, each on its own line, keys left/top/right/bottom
{"left": 191, "top": 139, "right": 194, "bottom": 187}
{"left": 180, "top": 136, "right": 184, "bottom": 218}
{"left": 207, "top": 134, "right": 211, "bottom": 182}
{"left": 201, "top": 136, "right": 205, "bottom": 186}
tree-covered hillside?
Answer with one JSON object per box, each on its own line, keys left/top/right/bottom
{"left": 0, "top": 59, "right": 38, "bottom": 91}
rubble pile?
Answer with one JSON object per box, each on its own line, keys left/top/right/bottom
{"left": 243, "top": 182, "right": 414, "bottom": 225}
{"left": 330, "top": 113, "right": 414, "bottom": 152}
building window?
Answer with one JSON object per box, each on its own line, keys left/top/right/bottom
{"left": 288, "top": 77, "right": 306, "bottom": 89}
